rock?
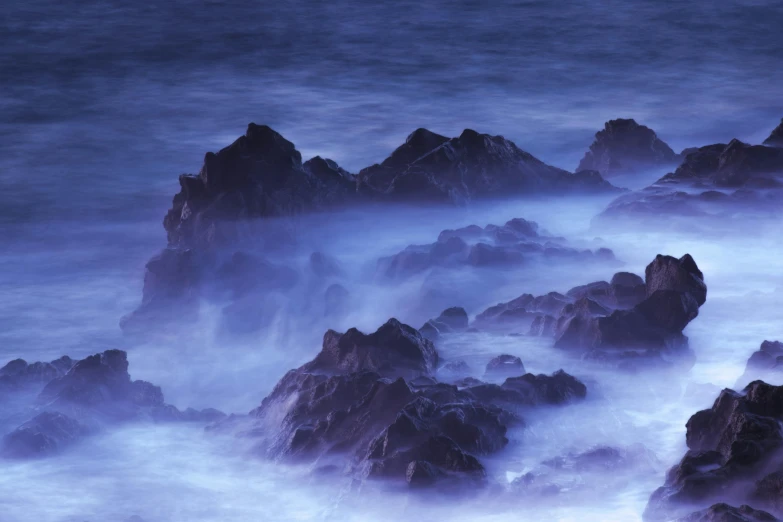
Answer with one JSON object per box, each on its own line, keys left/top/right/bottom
{"left": 675, "top": 504, "right": 778, "bottom": 522}
{"left": 438, "top": 360, "right": 472, "bottom": 380}
{"left": 644, "top": 380, "right": 783, "bottom": 521}
{"left": 737, "top": 341, "right": 783, "bottom": 388}
{"left": 577, "top": 119, "right": 679, "bottom": 177}
{"left": 484, "top": 355, "right": 525, "bottom": 378}
{"left": 164, "top": 124, "right": 357, "bottom": 249}
{"left": 420, "top": 307, "right": 470, "bottom": 340}
{"left": 543, "top": 444, "right": 658, "bottom": 473}
{"left": 238, "top": 318, "right": 587, "bottom": 488}
{"left": 764, "top": 118, "right": 783, "bottom": 148}
{"left": 358, "top": 128, "right": 618, "bottom": 203}
{"left": 2, "top": 412, "right": 90, "bottom": 458}
{"left": 753, "top": 471, "right": 783, "bottom": 515}
{"left": 304, "top": 319, "right": 438, "bottom": 379}
{"left": 645, "top": 254, "right": 707, "bottom": 306}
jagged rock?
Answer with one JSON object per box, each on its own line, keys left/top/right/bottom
{"left": 2, "top": 412, "right": 90, "bottom": 458}
{"left": 238, "top": 319, "right": 586, "bottom": 488}
{"left": 164, "top": 123, "right": 357, "bottom": 249}
{"left": 309, "top": 251, "right": 343, "bottom": 278}
{"left": 737, "top": 341, "right": 783, "bottom": 388}
{"left": 675, "top": 504, "right": 778, "bottom": 522}
{"left": 577, "top": 119, "right": 679, "bottom": 177}
{"left": 484, "top": 355, "right": 525, "bottom": 378}
{"left": 358, "top": 128, "right": 617, "bottom": 203}
{"left": 304, "top": 319, "right": 438, "bottom": 379}
{"left": 324, "top": 283, "right": 350, "bottom": 317}
{"left": 644, "top": 381, "right": 783, "bottom": 521}
{"left": 420, "top": 307, "right": 469, "bottom": 340}
{"left": 1, "top": 350, "right": 223, "bottom": 459}
{"left": 0, "top": 356, "right": 73, "bottom": 392}
{"left": 764, "top": 118, "right": 783, "bottom": 148}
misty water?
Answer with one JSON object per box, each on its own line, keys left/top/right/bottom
{"left": 3, "top": 1, "right": 783, "bottom": 521}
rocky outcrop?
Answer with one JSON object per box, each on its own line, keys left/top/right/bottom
{"left": 736, "top": 341, "right": 783, "bottom": 388}
{"left": 378, "top": 217, "right": 615, "bottom": 279}
{"left": 595, "top": 133, "right": 783, "bottom": 226}
{"left": 676, "top": 504, "right": 778, "bottom": 522}
{"left": 420, "top": 307, "right": 469, "bottom": 341}
{"left": 644, "top": 381, "right": 783, "bottom": 521}
{"left": 764, "top": 119, "right": 783, "bottom": 148}
{"left": 484, "top": 355, "right": 525, "bottom": 379}
{"left": 358, "top": 128, "right": 617, "bottom": 203}
{"left": 232, "top": 318, "right": 586, "bottom": 488}
{"left": 0, "top": 350, "right": 224, "bottom": 459}
{"left": 577, "top": 119, "right": 679, "bottom": 177}
{"left": 0, "top": 356, "right": 73, "bottom": 392}
{"left": 477, "top": 254, "right": 706, "bottom": 367}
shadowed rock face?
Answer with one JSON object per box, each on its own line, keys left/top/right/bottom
{"left": 644, "top": 381, "right": 783, "bottom": 521}
{"left": 239, "top": 318, "right": 586, "bottom": 488}
{"left": 358, "top": 128, "right": 617, "bottom": 203}
{"left": 764, "top": 118, "right": 783, "bottom": 148}
{"left": 676, "top": 504, "right": 779, "bottom": 522}
{"left": 736, "top": 341, "right": 783, "bottom": 388}
{"left": 1, "top": 350, "right": 225, "bottom": 459}
{"left": 577, "top": 119, "right": 679, "bottom": 177}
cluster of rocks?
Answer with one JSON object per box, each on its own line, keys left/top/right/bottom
{"left": 163, "top": 124, "right": 619, "bottom": 251}
{"left": 595, "top": 120, "right": 783, "bottom": 226}
{"left": 577, "top": 118, "right": 680, "bottom": 177}
{"left": 377, "top": 217, "right": 615, "bottom": 279}
{"left": 216, "top": 318, "right": 586, "bottom": 488}
{"left": 472, "top": 253, "right": 706, "bottom": 367}
{"left": 644, "top": 379, "right": 783, "bottom": 521}
{"left": 0, "top": 350, "right": 222, "bottom": 459}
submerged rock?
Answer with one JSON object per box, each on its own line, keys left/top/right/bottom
{"left": 577, "top": 119, "right": 679, "bottom": 177}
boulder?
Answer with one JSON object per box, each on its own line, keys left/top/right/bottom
{"left": 420, "top": 307, "right": 470, "bottom": 341}
{"left": 484, "top": 355, "right": 525, "bottom": 378}
{"left": 577, "top": 119, "right": 679, "bottom": 177}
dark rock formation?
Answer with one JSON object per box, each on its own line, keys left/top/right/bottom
{"left": 644, "top": 380, "right": 783, "bottom": 521}
{"left": 764, "top": 118, "right": 783, "bottom": 148}
{"left": 358, "top": 128, "right": 617, "bottom": 203}
{"left": 577, "top": 119, "right": 679, "bottom": 177}
{"left": 478, "top": 254, "right": 706, "bottom": 367}
{"left": 378, "top": 217, "right": 615, "bottom": 279}
{"left": 1, "top": 350, "right": 225, "bottom": 458}
{"left": 596, "top": 135, "right": 783, "bottom": 226}
{"left": 676, "top": 504, "right": 778, "bottom": 522}
{"left": 164, "top": 124, "right": 357, "bottom": 249}
{"left": 484, "top": 355, "right": 525, "bottom": 378}
{"left": 0, "top": 356, "right": 73, "bottom": 392}
{"left": 736, "top": 341, "right": 783, "bottom": 388}
{"left": 235, "top": 318, "right": 586, "bottom": 488}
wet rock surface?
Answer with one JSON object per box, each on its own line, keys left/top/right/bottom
{"left": 644, "top": 380, "right": 783, "bottom": 521}
{"left": 0, "top": 350, "right": 224, "bottom": 458}
{"left": 577, "top": 119, "right": 679, "bottom": 177}
{"left": 233, "top": 318, "right": 587, "bottom": 488}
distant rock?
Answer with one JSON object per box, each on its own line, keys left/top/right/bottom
{"left": 484, "top": 355, "right": 525, "bottom": 378}
{"left": 1, "top": 350, "right": 225, "bottom": 459}
{"left": 378, "top": 217, "right": 615, "bottom": 279}
{"left": 736, "top": 340, "right": 783, "bottom": 388}
{"left": 420, "top": 307, "right": 469, "bottom": 340}
{"left": 577, "top": 119, "right": 679, "bottom": 177}
{"left": 764, "top": 118, "right": 783, "bottom": 148}
{"left": 358, "top": 128, "right": 618, "bottom": 203}
{"left": 229, "top": 318, "right": 586, "bottom": 488}
{"left": 675, "top": 504, "right": 778, "bottom": 522}
{"left": 644, "top": 380, "right": 783, "bottom": 520}
{"left": 0, "top": 356, "right": 73, "bottom": 392}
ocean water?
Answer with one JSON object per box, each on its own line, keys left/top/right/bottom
{"left": 2, "top": 1, "right": 783, "bottom": 521}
